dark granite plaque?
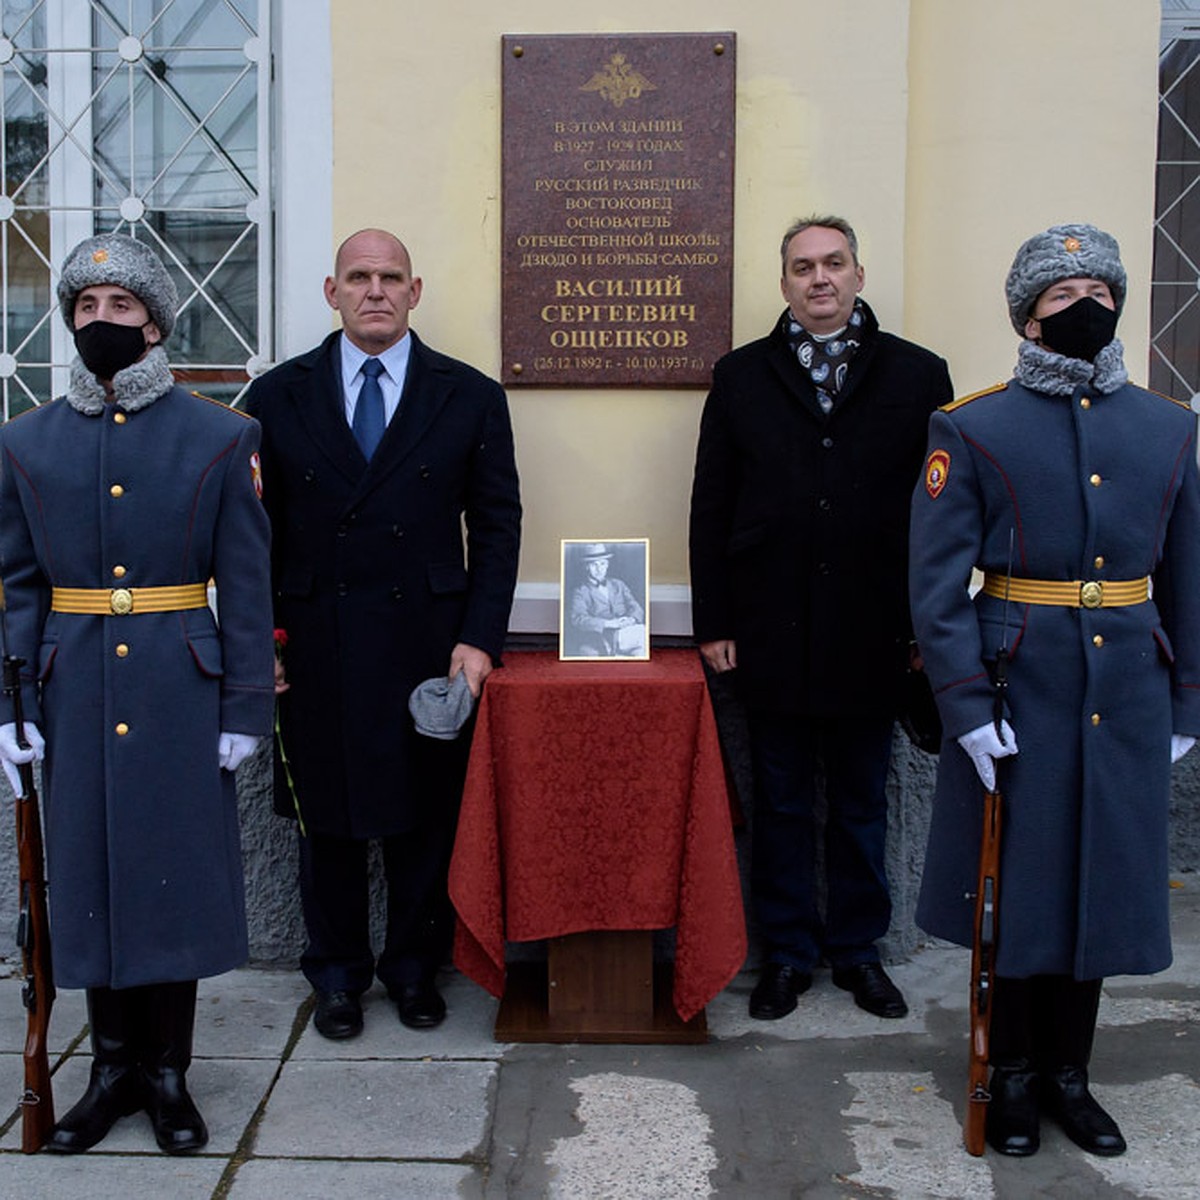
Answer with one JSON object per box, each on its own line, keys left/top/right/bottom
{"left": 502, "top": 33, "right": 735, "bottom": 387}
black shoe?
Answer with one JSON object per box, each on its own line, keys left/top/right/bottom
{"left": 749, "top": 963, "right": 812, "bottom": 1020}
{"left": 1041, "top": 1066, "right": 1126, "bottom": 1156}
{"left": 43, "top": 1064, "right": 143, "bottom": 1154}
{"left": 986, "top": 1065, "right": 1041, "bottom": 1156}
{"left": 396, "top": 979, "right": 446, "bottom": 1030}
{"left": 142, "top": 1066, "right": 208, "bottom": 1155}
{"left": 313, "top": 990, "right": 364, "bottom": 1039}
{"left": 831, "top": 963, "right": 909, "bottom": 1018}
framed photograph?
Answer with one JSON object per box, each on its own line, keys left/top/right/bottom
{"left": 559, "top": 539, "right": 651, "bottom": 661}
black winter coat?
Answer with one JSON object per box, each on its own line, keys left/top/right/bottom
{"left": 244, "top": 331, "right": 521, "bottom": 837}
{"left": 689, "top": 305, "right": 951, "bottom": 715}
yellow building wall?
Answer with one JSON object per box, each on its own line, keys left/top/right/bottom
{"left": 326, "top": 0, "right": 1162, "bottom": 597}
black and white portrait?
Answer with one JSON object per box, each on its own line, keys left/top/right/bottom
{"left": 560, "top": 539, "right": 650, "bottom": 660}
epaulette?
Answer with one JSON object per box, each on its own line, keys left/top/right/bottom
{"left": 191, "top": 390, "right": 253, "bottom": 419}
{"left": 940, "top": 382, "right": 1006, "bottom": 413}
{"left": 1145, "top": 386, "right": 1193, "bottom": 412}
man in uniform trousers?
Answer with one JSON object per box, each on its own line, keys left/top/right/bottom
{"left": 245, "top": 229, "right": 520, "bottom": 1038}
{"left": 911, "top": 224, "right": 1200, "bottom": 1157}
{"left": 0, "top": 234, "right": 275, "bottom": 1153}
{"left": 689, "top": 215, "right": 952, "bottom": 1021}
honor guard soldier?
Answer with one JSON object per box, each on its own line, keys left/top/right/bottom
{"left": 911, "top": 224, "right": 1200, "bottom": 1158}
{"left": 0, "top": 234, "right": 275, "bottom": 1153}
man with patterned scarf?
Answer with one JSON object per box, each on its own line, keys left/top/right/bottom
{"left": 690, "top": 215, "right": 952, "bottom": 1023}
{"left": 911, "top": 223, "right": 1200, "bottom": 1158}
{"left": 0, "top": 233, "right": 274, "bottom": 1154}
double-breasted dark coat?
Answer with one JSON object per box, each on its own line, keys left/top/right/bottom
{"left": 689, "top": 305, "right": 953, "bottom": 714}
{"left": 0, "top": 386, "right": 275, "bottom": 989}
{"left": 911, "top": 379, "right": 1200, "bottom": 979}
{"left": 244, "top": 331, "right": 521, "bottom": 838}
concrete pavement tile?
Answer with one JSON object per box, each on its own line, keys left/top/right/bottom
{"left": 843, "top": 1069, "right": 995, "bottom": 1199}
{"left": 255, "top": 1059, "right": 496, "bottom": 1159}
{"left": 545, "top": 1071, "right": 717, "bottom": 1199}
{"left": 291, "top": 973, "right": 504, "bottom": 1061}
{"left": 228, "top": 1158, "right": 484, "bottom": 1198}
{"left": 0, "top": 1150, "right": 226, "bottom": 1199}
{"left": 1088, "top": 1074, "right": 1200, "bottom": 1198}
{"left": 0, "top": 979, "right": 87, "bottom": 1053}
{"left": 196, "top": 968, "right": 311, "bottom": 1057}
{"left": 1, "top": 1054, "right": 277, "bottom": 1153}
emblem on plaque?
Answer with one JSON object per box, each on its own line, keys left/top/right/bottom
{"left": 579, "top": 53, "right": 657, "bottom": 108}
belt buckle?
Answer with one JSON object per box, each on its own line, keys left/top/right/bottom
{"left": 110, "top": 588, "right": 133, "bottom": 615}
{"left": 1080, "top": 581, "right": 1103, "bottom": 609}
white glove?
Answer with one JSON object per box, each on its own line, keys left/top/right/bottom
{"left": 218, "top": 732, "right": 260, "bottom": 772}
{"left": 0, "top": 721, "right": 45, "bottom": 792}
{"left": 1171, "top": 734, "right": 1196, "bottom": 764}
{"left": 957, "top": 720, "right": 1018, "bottom": 791}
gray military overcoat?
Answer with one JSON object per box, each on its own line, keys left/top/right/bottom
{"left": 0, "top": 386, "right": 275, "bottom": 989}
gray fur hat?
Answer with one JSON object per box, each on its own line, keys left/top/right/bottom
{"left": 57, "top": 233, "right": 178, "bottom": 338}
{"left": 1005, "top": 223, "right": 1126, "bottom": 335}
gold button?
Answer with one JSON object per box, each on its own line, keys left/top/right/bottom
{"left": 112, "top": 564, "right": 126, "bottom": 579}
{"left": 110, "top": 484, "right": 124, "bottom": 498}
{"left": 116, "top": 644, "right": 129, "bottom": 658}
{"left": 115, "top": 723, "right": 129, "bottom": 736}
{"left": 1093, "top": 635, "right": 1104, "bottom": 647}
{"left": 1080, "top": 397, "right": 1091, "bottom": 410}
{"left": 1089, "top": 474, "right": 1101, "bottom": 487}
{"left": 114, "top": 411, "right": 127, "bottom": 424}
{"left": 1091, "top": 713, "right": 1101, "bottom": 726}
{"left": 1093, "top": 556, "right": 1104, "bottom": 569}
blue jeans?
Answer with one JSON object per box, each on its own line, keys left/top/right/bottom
{"left": 748, "top": 711, "right": 894, "bottom": 972}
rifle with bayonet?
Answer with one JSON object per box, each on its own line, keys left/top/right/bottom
{"left": 3, "top": 653, "right": 55, "bottom": 1152}
{"left": 964, "top": 532, "right": 1012, "bottom": 1156}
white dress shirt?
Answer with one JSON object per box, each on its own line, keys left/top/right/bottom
{"left": 338, "top": 332, "right": 411, "bottom": 431}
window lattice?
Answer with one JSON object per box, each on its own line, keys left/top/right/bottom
{"left": 0, "top": 0, "right": 270, "bottom": 419}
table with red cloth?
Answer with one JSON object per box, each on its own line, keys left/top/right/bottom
{"left": 449, "top": 649, "right": 746, "bottom": 1025}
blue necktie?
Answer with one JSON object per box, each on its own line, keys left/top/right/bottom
{"left": 352, "top": 358, "right": 385, "bottom": 459}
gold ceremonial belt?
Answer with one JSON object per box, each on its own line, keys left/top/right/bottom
{"left": 980, "top": 573, "right": 1149, "bottom": 610}
{"left": 51, "top": 583, "right": 209, "bottom": 616}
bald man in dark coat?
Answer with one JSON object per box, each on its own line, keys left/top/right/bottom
{"left": 245, "top": 229, "right": 520, "bottom": 1036}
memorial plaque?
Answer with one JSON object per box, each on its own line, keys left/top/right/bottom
{"left": 502, "top": 33, "right": 735, "bottom": 387}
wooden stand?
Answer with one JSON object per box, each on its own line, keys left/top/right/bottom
{"left": 494, "top": 930, "right": 707, "bottom": 1044}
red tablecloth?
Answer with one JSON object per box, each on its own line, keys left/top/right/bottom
{"left": 449, "top": 649, "right": 747, "bottom": 1022}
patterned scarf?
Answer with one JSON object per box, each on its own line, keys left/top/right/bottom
{"left": 782, "top": 298, "right": 866, "bottom": 414}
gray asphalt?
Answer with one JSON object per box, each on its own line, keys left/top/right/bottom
{"left": 2, "top": 879, "right": 1198, "bottom": 1199}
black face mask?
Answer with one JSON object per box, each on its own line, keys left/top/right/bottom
{"left": 1035, "top": 296, "right": 1118, "bottom": 363}
{"left": 73, "top": 320, "right": 151, "bottom": 380}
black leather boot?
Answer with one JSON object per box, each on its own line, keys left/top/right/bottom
{"left": 1037, "top": 977, "right": 1126, "bottom": 1156}
{"left": 140, "top": 980, "right": 208, "bottom": 1154}
{"left": 44, "top": 987, "right": 143, "bottom": 1153}
{"left": 985, "top": 976, "right": 1040, "bottom": 1155}
{"left": 1041, "top": 1065, "right": 1126, "bottom": 1156}
{"left": 985, "top": 1062, "right": 1041, "bottom": 1155}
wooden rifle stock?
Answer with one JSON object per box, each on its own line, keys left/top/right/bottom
{"left": 964, "top": 783, "right": 1002, "bottom": 1156}
{"left": 4, "top": 654, "right": 55, "bottom": 1152}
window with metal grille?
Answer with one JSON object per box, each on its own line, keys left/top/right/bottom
{"left": 1154, "top": 7, "right": 1200, "bottom": 408}
{"left": 0, "top": 0, "right": 270, "bottom": 420}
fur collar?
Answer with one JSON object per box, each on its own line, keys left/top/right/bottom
{"left": 66, "top": 346, "right": 175, "bottom": 415}
{"left": 1012, "top": 338, "right": 1128, "bottom": 397}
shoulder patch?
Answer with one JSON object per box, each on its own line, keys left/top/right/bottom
{"left": 941, "top": 382, "right": 1007, "bottom": 413}
{"left": 924, "top": 449, "right": 951, "bottom": 499}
